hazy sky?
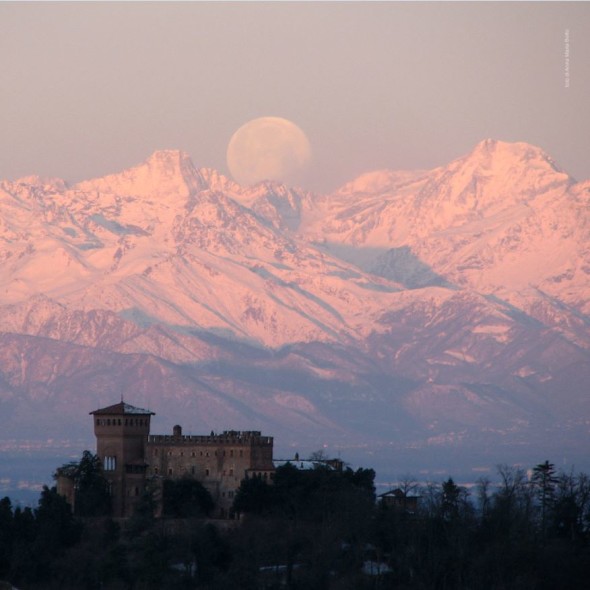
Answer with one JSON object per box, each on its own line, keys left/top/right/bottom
{"left": 1, "top": 2, "right": 589, "bottom": 192}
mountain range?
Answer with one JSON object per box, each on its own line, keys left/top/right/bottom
{"left": 1, "top": 139, "right": 589, "bottom": 479}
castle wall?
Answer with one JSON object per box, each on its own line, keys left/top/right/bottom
{"left": 146, "top": 429, "right": 274, "bottom": 517}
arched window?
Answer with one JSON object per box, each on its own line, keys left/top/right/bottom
{"left": 103, "top": 456, "right": 116, "bottom": 471}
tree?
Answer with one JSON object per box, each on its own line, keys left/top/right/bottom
{"left": 441, "top": 478, "right": 461, "bottom": 520}
{"left": 56, "top": 450, "right": 111, "bottom": 517}
{"left": 0, "top": 497, "right": 13, "bottom": 578}
{"left": 532, "top": 460, "right": 558, "bottom": 539}
{"left": 75, "top": 450, "right": 112, "bottom": 517}
{"left": 35, "top": 486, "right": 81, "bottom": 548}
{"left": 161, "top": 477, "right": 214, "bottom": 518}
{"left": 9, "top": 506, "right": 36, "bottom": 586}
{"left": 475, "top": 476, "right": 492, "bottom": 519}
{"left": 232, "top": 474, "right": 275, "bottom": 516}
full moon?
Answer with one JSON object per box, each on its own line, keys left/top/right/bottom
{"left": 226, "top": 117, "right": 311, "bottom": 186}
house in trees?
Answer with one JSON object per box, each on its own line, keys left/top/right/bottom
{"left": 273, "top": 453, "right": 344, "bottom": 472}
{"left": 379, "top": 488, "right": 421, "bottom": 514}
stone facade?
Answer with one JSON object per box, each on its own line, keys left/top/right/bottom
{"left": 88, "top": 401, "right": 274, "bottom": 518}
{"left": 147, "top": 425, "right": 274, "bottom": 518}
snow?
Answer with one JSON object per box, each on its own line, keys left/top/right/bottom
{"left": 0, "top": 138, "right": 587, "bottom": 352}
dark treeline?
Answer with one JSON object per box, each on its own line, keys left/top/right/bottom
{"left": 1, "top": 458, "right": 590, "bottom": 589}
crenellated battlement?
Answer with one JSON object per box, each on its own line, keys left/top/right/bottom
{"left": 148, "top": 429, "right": 272, "bottom": 446}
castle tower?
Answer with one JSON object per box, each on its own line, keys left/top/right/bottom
{"left": 90, "top": 401, "right": 154, "bottom": 517}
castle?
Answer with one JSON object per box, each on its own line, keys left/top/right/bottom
{"left": 61, "top": 401, "right": 276, "bottom": 518}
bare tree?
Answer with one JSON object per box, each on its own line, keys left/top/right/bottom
{"left": 475, "top": 476, "right": 491, "bottom": 518}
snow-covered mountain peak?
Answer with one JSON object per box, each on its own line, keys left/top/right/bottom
{"left": 144, "top": 149, "right": 195, "bottom": 175}
{"left": 408, "top": 139, "right": 573, "bottom": 221}
{"left": 74, "top": 149, "right": 205, "bottom": 201}
{"left": 457, "top": 138, "right": 569, "bottom": 181}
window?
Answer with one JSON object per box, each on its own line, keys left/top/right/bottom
{"left": 205, "top": 469, "right": 210, "bottom": 476}
{"left": 168, "top": 468, "right": 173, "bottom": 475}
{"left": 229, "top": 469, "right": 234, "bottom": 476}
{"left": 240, "top": 450, "right": 243, "bottom": 457}
{"left": 104, "top": 456, "right": 116, "bottom": 471}
{"left": 191, "top": 466, "right": 195, "bottom": 475}
{"left": 230, "top": 450, "right": 234, "bottom": 457}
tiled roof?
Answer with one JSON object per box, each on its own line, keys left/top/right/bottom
{"left": 90, "top": 401, "right": 155, "bottom": 416}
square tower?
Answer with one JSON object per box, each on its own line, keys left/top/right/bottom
{"left": 90, "top": 401, "right": 154, "bottom": 517}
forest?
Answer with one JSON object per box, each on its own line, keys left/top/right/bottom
{"left": 1, "top": 454, "right": 590, "bottom": 589}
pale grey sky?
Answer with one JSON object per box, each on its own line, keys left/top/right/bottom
{"left": 1, "top": 2, "right": 588, "bottom": 192}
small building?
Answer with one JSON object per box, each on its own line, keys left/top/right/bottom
{"left": 378, "top": 488, "right": 421, "bottom": 514}
{"left": 273, "top": 452, "right": 344, "bottom": 472}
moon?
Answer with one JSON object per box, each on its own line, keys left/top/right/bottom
{"left": 226, "top": 117, "right": 311, "bottom": 186}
